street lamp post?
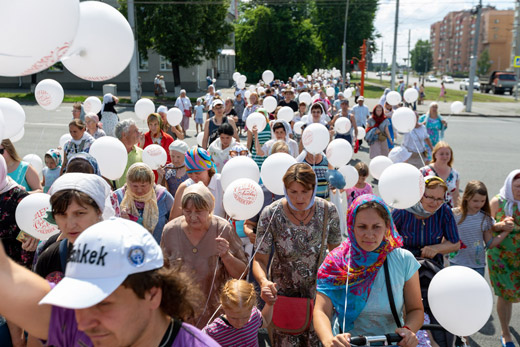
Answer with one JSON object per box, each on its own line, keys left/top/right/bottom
{"left": 342, "top": 0, "right": 350, "bottom": 90}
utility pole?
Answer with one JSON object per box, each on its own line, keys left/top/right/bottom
{"left": 342, "top": 0, "right": 351, "bottom": 90}
{"left": 514, "top": 0, "right": 520, "bottom": 101}
{"left": 390, "top": 0, "right": 399, "bottom": 90}
{"left": 406, "top": 29, "right": 411, "bottom": 86}
{"left": 127, "top": 0, "right": 139, "bottom": 103}
{"left": 466, "top": 0, "right": 482, "bottom": 112}
{"left": 380, "top": 41, "right": 383, "bottom": 83}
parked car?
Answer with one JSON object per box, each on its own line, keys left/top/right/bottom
{"left": 459, "top": 77, "right": 480, "bottom": 90}
{"left": 442, "top": 76, "right": 455, "bottom": 83}
{"left": 376, "top": 71, "right": 383, "bottom": 76}
{"left": 480, "top": 71, "right": 517, "bottom": 94}
{"left": 426, "top": 75, "right": 437, "bottom": 82}
{"left": 397, "top": 73, "right": 404, "bottom": 79}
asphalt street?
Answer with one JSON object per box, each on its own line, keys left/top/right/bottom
{"left": 12, "top": 102, "right": 520, "bottom": 346}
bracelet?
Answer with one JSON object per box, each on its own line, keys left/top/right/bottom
{"left": 485, "top": 237, "right": 494, "bottom": 249}
{"left": 402, "top": 325, "right": 412, "bottom": 331}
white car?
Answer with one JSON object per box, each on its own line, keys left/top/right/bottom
{"left": 442, "top": 76, "right": 454, "bottom": 83}
{"left": 426, "top": 75, "right": 437, "bottom": 82}
{"left": 459, "top": 77, "right": 480, "bottom": 90}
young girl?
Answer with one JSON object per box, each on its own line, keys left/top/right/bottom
{"left": 41, "top": 149, "right": 62, "bottom": 193}
{"left": 450, "top": 180, "right": 513, "bottom": 276}
{"left": 345, "top": 162, "right": 373, "bottom": 205}
{"left": 194, "top": 98, "right": 205, "bottom": 134}
{"left": 203, "top": 279, "right": 273, "bottom": 346}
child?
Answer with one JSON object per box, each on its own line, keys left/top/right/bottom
{"left": 208, "top": 123, "right": 235, "bottom": 172}
{"left": 41, "top": 149, "right": 62, "bottom": 193}
{"left": 450, "top": 180, "right": 514, "bottom": 276}
{"left": 203, "top": 279, "right": 274, "bottom": 346}
{"left": 194, "top": 98, "right": 205, "bottom": 134}
{"left": 345, "top": 162, "right": 373, "bottom": 205}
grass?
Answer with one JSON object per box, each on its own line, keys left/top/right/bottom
{"left": 351, "top": 78, "right": 516, "bottom": 103}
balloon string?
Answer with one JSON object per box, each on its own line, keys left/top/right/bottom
{"left": 204, "top": 200, "right": 282, "bottom": 328}
{"left": 410, "top": 134, "right": 426, "bottom": 168}
{"left": 33, "top": 127, "right": 46, "bottom": 157}
{"left": 343, "top": 251, "right": 351, "bottom": 334}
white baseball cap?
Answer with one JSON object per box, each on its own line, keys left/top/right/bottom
{"left": 211, "top": 99, "right": 223, "bottom": 108}
{"left": 39, "top": 218, "right": 164, "bottom": 309}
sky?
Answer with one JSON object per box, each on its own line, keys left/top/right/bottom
{"left": 373, "top": 0, "right": 516, "bottom": 66}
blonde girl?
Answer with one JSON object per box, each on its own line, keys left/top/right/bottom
{"left": 203, "top": 279, "right": 274, "bottom": 346}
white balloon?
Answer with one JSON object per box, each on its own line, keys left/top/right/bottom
{"left": 326, "top": 87, "right": 335, "bottom": 97}
{"left": 237, "top": 81, "right": 245, "bottom": 90}
{"left": 221, "top": 156, "right": 260, "bottom": 191}
{"left": 312, "top": 94, "right": 320, "bottom": 102}
{"left": 301, "top": 115, "right": 309, "bottom": 123}
{"left": 23, "top": 154, "right": 43, "bottom": 175}
{"left": 59, "top": 133, "right": 72, "bottom": 148}
{"left": 263, "top": 96, "right": 278, "bottom": 113}
{"left": 249, "top": 85, "right": 256, "bottom": 92}
{"left": 302, "top": 123, "right": 330, "bottom": 154}
{"left": 35, "top": 79, "right": 64, "bottom": 111}
{"left": 196, "top": 132, "right": 204, "bottom": 147}
{"left": 0, "top": 0, "right": 79, "bottom": 77}
{"left": 232, "top": 72, "right": 241, "bottom": 82}
{"left": 62, "top": 1, "right": 134, "bottom": 81}
{"left": 245, "top": 112, "right": 267, "bottom": 133}
{"left": 244, "top": 91, "right": 252, "bottom": 101}
{"left": 277, "top": 106, "right": 294, "bottom": 123}
{"left": 392, "top": 107, "right": 416, "bottom": 133}
{"left": 0, "top": 98, "right": 26, "bottom": 139}
{"left": 335, "top": 117, "right": 352, "bottom": 134}
{"left": 451, "top": 101, "right": 464, "bottom": 114}
{"left": 428, "top": 266, "right": 493, "bottom": 336}
{"left": 403, "top": 88, "right": 419, "bottom": 103}
{"left": 89, "top": 136, "right": 128, "bottom": 180}
{"left": 369, "top": 155, "right": 393, "bottom": 180}
{"left": 338, "top": 165, "right": 359, "bottom": 189}
{"left": 142, "top": 144, "right": 167, "bottom": 170}
{"left": 257, "top": 86, "right": 265, "bottom": 95}
{"left": 166, "top": 108, "right": 183, "bottom": 126}
{"left": 15, "top": 193, "right": 59, "bottom": 240}
{"left": 238, "top": 75, "right": 247, "bottom": 84}
{"left": 134, "top": 98, "right": 155, "bottom": 121}
{"left": 378, "top": 163, "right": 425, "bottom": 209}
{"left": 298, "top": 92, "right": 312, "bottom": 105}
{"left": 343, "top": 89, "right": 352, "bottom": 98}
{"left": 386, "top": 91, "right": 402, "bottom": 106}
{"left": 357, "top": 126, "right": 366, "bottom": 139}
{"left": 83, "top": 96, "right": 102, "bottom": 114}
{"left": 0, "top": 110, "right": 5, "bottom": 140}
{"left": 293, "top": 121, "right": 305, "bottom": 135}
{"left": 326, "top": 139, "right": 353, "bottom": 168}
{"left": 260, "top": 153, "right": 297, "bottom": 195}
{"left": 223, "top": 178, "right": 264, "bottom": 220}
{"left": 262, "top": 70, "right": 274, "bottom": 84}
{"left": 10, "top": 127, "right": 24, "bottom": 143}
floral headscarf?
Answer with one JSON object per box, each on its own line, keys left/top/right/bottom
{"left": 45, "top": 149, "right": 62, "bottom": 167}
{"left": 317, "top": 194, "right": 402, "bottom": 333}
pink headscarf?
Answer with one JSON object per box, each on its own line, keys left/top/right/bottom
{"left": 0, "top": 155, "right": 19, "bottom": 195}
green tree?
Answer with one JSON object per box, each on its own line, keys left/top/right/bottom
{"left": 410, "top": 40, "right": 433, "bottom": 74}
{"left": 119, "top": 0, "right": 233, "bottom": 89}
{"left": 477, "top": 49, "right": 491, "bottom": 76}
{"left": 235, "top": 3, "right": 322, "bottom": 81}
{"left": 312, "top": 0, "right": 378, "bottom": 68}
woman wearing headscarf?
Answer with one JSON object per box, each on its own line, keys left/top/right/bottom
{"left": 314, "top": 195, "right": 423, "bottom": 347}
{"left": 170, "top": 148, "right": 225, "bottom": 220}
{"left": 161, "top": 183, "right": 247, "bottom": 329}
{"left": 141, "top": 113, "right": 175, "bottom": 182}
{"left": 99, "top": 93, "right": 119, "bottom": 137}
{"left": 65, "top": 152, "right": 101, "bottom": 176}
{"left": 488, "top": 170, "right": 520, "bottom": 347}
{"left": 419, "top": 102, "right": 447, "bottom": 149}
{"left": 1, "top": 139, "right": 42, "bottom": 192}
{"left": 174, "top": 89, "right": 192, "bottom": 137}
{"left": 116, "top": 163, "right": 174, "bottom": 243}
{"left": 158, "top": 140, "right": 190, "bottom": 196}
{"left": 379, "top": 88, "right": 391, "bottom": 106}
{"left": 253, "top": 163, "right": 341, "bottom": 346}
{"left": 365, "top": 104, "right": 393, "bottom": 159}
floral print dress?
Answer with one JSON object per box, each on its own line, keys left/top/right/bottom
{"left": 255, "top": 198, "right": 341, "bottom": 346}
{"left": 487, "top": 197, "right": 520, "bottom": 302}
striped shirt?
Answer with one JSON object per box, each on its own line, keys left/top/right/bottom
{"left": 203, "top": 306, "right": 262, "bottom": 347}
{"left": 392, "top": 205, "right": 460, "bottom": 257}
{"left": 450, "top": 211, "right": 494, "bottom": 269}
{"left": 251, "top": 126, "right": 271, "bottom": 169}
{"left": 298, "top": 154, "right": 330, "bottom": 200}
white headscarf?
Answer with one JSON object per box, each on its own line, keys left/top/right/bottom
{"left": 100, "top": 93, "right": 114, "bottom": 113}
{"left": 498, "top": 169, "right": 520, "bottom": 217}
{"left": 0, "top": 155, "right": 19, "bottom": 195}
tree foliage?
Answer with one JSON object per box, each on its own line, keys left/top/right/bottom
{"left": 477, "top": 49, "right": 491, "bottom": 76}
{"left": 118, "top": 0, "right": 233, "bottom": 87}
{"left": 235, "top": 3, "right": 322, "bottom": 81}
{"left": 410, "top": 39, "right": 433, "bottom": 73}
{"left": 312, "top": 0, "right": 378, "bottom": 68}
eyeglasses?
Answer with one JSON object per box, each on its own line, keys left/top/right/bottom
{"left": 229, "top": 150, "right": 248, "bottom": 157}
{"left": 423, "top": 194, "right": 445, "bottom": 204}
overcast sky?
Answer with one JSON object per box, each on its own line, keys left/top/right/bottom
{"left": 373, "top": 0, "right": 516, "bottom": 65}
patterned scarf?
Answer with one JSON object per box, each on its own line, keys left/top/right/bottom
{"left": 499, "top": 169, "right": 520, "bottom": 217}
{"left": 317, "top": 194, "right": 402, "bottom": 332}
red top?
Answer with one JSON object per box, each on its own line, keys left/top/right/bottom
{"left": 143, "top": 130, "right": 174, "bottom": 182}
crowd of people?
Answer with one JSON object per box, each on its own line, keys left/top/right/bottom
{"left": 0, "top": 71, "right": 518, "bottom": 347}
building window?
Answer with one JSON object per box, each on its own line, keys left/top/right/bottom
{"left": 494, "top": 19, "right": 499, "bottom": 24}
{"left": 138, "top": 53, "right": 148, "bottom": 71}
{"left": 494, "top": 34, "right": 498, "bottom": 39}
{"left": 159, "top": 56, "right": 172, "bottom": 71}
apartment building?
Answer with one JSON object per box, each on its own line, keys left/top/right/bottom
{"left": 430, "top": 7, "right": 514, "bottom": 75}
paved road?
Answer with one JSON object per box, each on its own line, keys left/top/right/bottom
{"left": 13, "top": 103, "right": 520, "bottom": 346}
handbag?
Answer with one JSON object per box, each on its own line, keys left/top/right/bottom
{"left": 271, "top": 204, "right": 329, "bottom": 335}
{"left": 184, "top": 109, "right": 192, "bottom": 117}
{"left": 378, "top": 132, "right": 387, "bottom": 141}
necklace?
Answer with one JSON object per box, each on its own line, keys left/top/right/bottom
{"left": 158, "top": 318, "right": 174, "bottom": 347}
{"left": 286, "top": 204, "right": 313, "bottom": 226}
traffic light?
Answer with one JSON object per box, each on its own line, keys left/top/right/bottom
{"left": 349, "top": 59, "right": 354, "bottom": 69}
